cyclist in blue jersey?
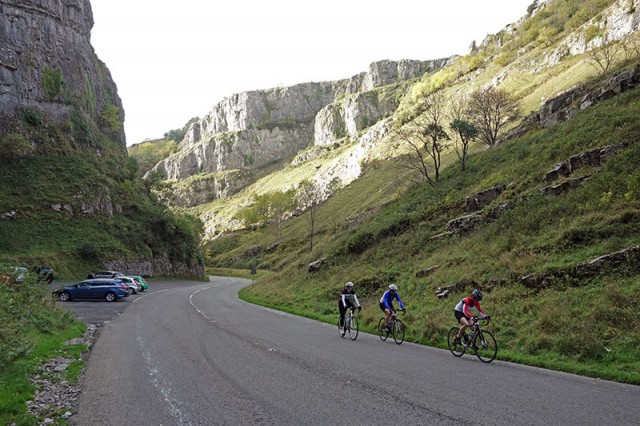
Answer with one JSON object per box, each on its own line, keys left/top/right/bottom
{"left": 338, "top": 281, "right": 361, "bottom": 335}
{"left": 379, "top": 284, "right": 405, "bottom": 330}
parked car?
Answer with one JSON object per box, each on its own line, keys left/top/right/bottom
{"left": 35, "top": 266, "right": 54, "bottom": 284}
{"left": 94, "top": 270, "right": 124, "bottom": 279}
{"left": 52, "top": 279, "right": 129, "bottom": 302}
{"left": 115, "top": 276, "right": 140, "bottom": 294}
{"left": 126, "top": 275, "right": 149, "bottom": 292}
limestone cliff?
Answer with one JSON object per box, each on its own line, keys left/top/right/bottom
{"left": 0, "top": 0, "right": 203, "bottom": 278}
{"left": 149, "top": 58, "right": 453, "bottom": 190}
{"left": 0, "top": 0, "right": 125, "bottom": 145}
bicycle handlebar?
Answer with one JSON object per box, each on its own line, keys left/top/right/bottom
{"left": 473, "top": 316, "right": 491, "bottom": 324}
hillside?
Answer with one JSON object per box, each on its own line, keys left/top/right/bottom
{"left": 0, "top": 0, "right": 203, "bottom": 278}
{"left": 188, "top": 0, "right": 640, "bottom": 382}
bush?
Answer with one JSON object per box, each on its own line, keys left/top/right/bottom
{"left": 0, "top": 134, "right": 34, "bottom": 161}
{"left": 100, "top": 104, "right": 121, "bottom": 132}
{"left": 42, "top": 67, "right": 63, "bottom": 100}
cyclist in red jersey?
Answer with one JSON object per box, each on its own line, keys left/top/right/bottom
{"left": 453, "top": 289, "right": 488, "bottom": 344}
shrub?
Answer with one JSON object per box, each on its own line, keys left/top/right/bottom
{"left": 19, "top": 108, "right": 43, "bottom": 127}
{"left": 42, "top": 67, "right": 63, "bottom": 100}
{"left": 100, "top": 104, "right": 121, "bottom": 132}
{"left": 0, "top": 134, "right": 34, "bottom": 161}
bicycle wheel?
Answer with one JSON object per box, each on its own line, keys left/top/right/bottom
{"left": 378, "top": 318, "right": 389, "bottom": 341}
{"left": 393, "top": 319, "right": 405, "bottom": 344}
{"left": 474, "top": 330, "right": 497, "bottom": 363}
{"left": 348, "top": 316, "right": 359, "bottom": 341}
{"left": 447, "top": 327, "right": 465, "bottom": 357}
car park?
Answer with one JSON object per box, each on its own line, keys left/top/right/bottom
{"left": 115, "top": 276, "right": 140, "bottom": 294}
{"left": 52, "top": 279, "right": 129, "bottom": 302}
{"left": 94, "top": 270, "right": 123, "bottom": 278}
{"left": 126, "top": 275, "right": 149, "bottom": 291}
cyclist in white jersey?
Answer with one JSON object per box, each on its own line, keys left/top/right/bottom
{"left": 338, "top": 282, "right": 361, "bottom": 335}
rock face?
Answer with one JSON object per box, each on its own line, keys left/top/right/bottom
{"left": 148, "top": 58, "right": 454, "bottom": 184}
{"left": 0, "top": 0, "right": 125, "bottom": 145}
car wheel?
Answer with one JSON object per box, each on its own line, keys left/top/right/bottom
{"left": 105, "top": 292, "right": 116, "bottom": 302}
{"left": 59, "top": 291, "right": 71, "bottom": 302}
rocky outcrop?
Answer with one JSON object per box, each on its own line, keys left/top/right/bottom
{"left": 500, "top": 64, "right": 640, "bottom": 144}
{"left": 103, "top": 253, "right": 204, "bottom": 280}
{"left": 465, "top": 184, "right": 506, "bottom": 212}
{"left": 314, "top": 88, "right": 401, "bottom": 147}
{"left": 157, "top": 170, "right": 253, "bottom": 207}
{"left": 0, "top": 0, "right": 125, "bottom": 145}
{"left": 518, "top": 246, "right": 640, "bottom": 289}
{"left": 151, "top": 58, "right": 453, "bottom": 188}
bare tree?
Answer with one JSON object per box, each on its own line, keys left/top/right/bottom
{"left": 394, "top": 90, "right": 450, "bottom": 186}
{"left": 296, "top": 179, "right": 322, "bottom": 252}
{"left": 449, "top": 92, "right": 478, "bottom": 171}
{"left": 587, "top": 36, "right": 623, "bottom": 73}
{"left": 468, "top": 86, "right": 519, "bottom": 147}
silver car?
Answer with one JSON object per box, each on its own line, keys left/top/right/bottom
{"left": 115, "top": 276, "right": 141, "bottom": 294}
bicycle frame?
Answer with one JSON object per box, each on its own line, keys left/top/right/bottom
{"left": 448, "top": 317, "right": 497, "bottom": 363}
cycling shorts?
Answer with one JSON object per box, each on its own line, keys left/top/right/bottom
{"left": 380, "top": 302, "right": 394, "bottom": 312}
{"left": 454, "top": 310, "right": 471, "bottom": 322}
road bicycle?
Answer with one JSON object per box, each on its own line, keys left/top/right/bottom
{"left": 338, "top": 308, "right": 359, "bottom": 341}
{"left": 378, "top": 309, "right": 405, "bottom": 344}
{"left": 447, "top": 316, "right": 497, "bottom": 363}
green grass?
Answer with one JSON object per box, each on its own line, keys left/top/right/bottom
{"left": 0, "top": 277, "right": 87, "bottom": 425}
{"left": 221, "top": 85, "right": 640, "bottom": 384}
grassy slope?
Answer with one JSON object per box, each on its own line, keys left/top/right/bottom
{"left": 0, "top": 275, "right": 86, "bottom": 425}
{"left": 225, "top": 86, "right": 640, "bottom": 383}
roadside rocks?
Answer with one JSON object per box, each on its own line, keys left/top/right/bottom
{"left": 26, "top": 324, "right": 98, "bottom": 425}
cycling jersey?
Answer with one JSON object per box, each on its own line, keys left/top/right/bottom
{"left": 454, "top": 296, "right": 485, "bottom": 318}
{"left": 379, "top": 290, "right": 405, "bottom": 310}
{"left": 339, "top": 289, "right": 360, "bottom": 308}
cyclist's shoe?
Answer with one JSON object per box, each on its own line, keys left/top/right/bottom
{"left": 453, "top": 337, "right": 461, "bottom": 345}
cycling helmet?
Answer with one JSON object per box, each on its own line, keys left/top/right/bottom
{"left": 388, "top": 284, "right": 398, "bottom": 291}
{"left": 345, "top": 281, "right": 354, "bottom": 288}
{"left": 472, "top": 289, "right": 483, "bottom": 300}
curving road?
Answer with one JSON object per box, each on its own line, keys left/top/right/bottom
{"left": 70, "top": 277, "right": 640, "bottom": 425}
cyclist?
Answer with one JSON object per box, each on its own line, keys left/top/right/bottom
{"left": 453, "top": 289, "right": 489, "bottom": 345}
{"left": 338, "top": 282, "right": 361, "bottom": 335}
{"left": 379, "top": 284, "right": 405, "bottom": 330}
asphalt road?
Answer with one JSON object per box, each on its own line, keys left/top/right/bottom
{"left": 64, "top": 277, "right": 639, "bottom": 425}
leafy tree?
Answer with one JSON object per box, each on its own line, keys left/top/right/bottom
{"left": 395, "top": 90, "right": 449, "bottom": 186}
{"left": 468, "top": 87, "right": 518, "bottom": 147}
{"left": 164, "top": 117, "right": 199, "bottom": 142}
{"left": 450, "top": 120, "right": 478, "bottom": 172}
{"left": 449, "top": 92, "right": 478, "bottom": 172}
{"left": 236, "top": 189, "right": 296, "bottom": 236}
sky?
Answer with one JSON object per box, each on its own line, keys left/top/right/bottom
{"left": 90, "top": 0, "right": 534, "bottom": 146}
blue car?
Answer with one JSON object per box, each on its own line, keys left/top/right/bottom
{"left": 54, "top": 279, "right": 130, "bottom": 302}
